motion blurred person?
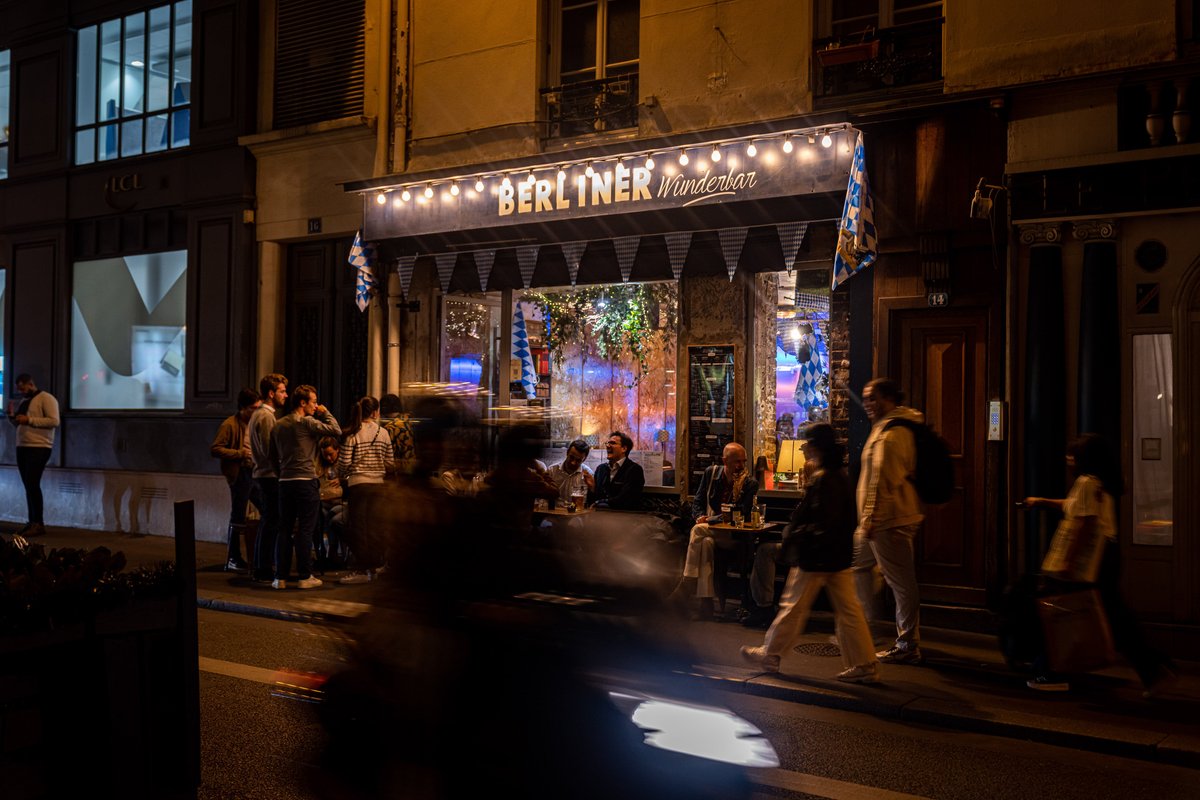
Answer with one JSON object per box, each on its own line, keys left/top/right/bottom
{"left": 741, "top": 425, "right": 880, "bottom": 683}
{"left": 270, "top": 385, "right": 340, "bottom": 589}
{"left": 249, "top": 373, "right": 288, "bottom": 582}
{"left": 590, "top": 431, "right": 644, "bottom": 510}
{"left": 379, "top": 392, "right": 416, "bottom": 476}
{"left": 854, "top": 377, "right": 925, "bottom": 665}
{"left": 669, "top": 442, "right": 757, "bottom": 619}
{"left": 10, "top": 373, "right": 60, "bottom": 538}
{"left": 210, "top": 387, "right": 262, "bottom": 571}
{"left": 316, "top": 437, "right": 346, "bottom": 568}
{"left": 338, "top": 396, "right": 394, "bottom": 584}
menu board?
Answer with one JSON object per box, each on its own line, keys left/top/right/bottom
{"left": 687, "top": 345, "right": 735, "bottom": 495}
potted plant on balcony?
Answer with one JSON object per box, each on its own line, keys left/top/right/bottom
{"left": 816, "top": 29, "right": 881, "bottom": 67}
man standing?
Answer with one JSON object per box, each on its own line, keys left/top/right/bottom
{"left": 270, "top": 385, "right": 340, "bottom": 589}
{"left": 590, "top": 431, "right": 644, "bottom": 510}
{"left": 854, "top": 377, "right": 925, "bottom": 664}
{"left": 10, "top": 374, "right": 60, "bottom": 537}
{"left": 210, "top": 388, "right": 262, "bottom": 572}
{"left": 546, "top": 438, "right": 595, "bottom": 506}
{"left": 670, "top": 442, "right": 758, "bottom": 619}
{"left": 249, "top": 373, "right": 288, "bottom": 582}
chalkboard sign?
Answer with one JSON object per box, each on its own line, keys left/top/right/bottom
{"left": 687, "top": 345, "right": 735, "bottom": 495}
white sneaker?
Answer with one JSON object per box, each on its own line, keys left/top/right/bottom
{"left": 271, "top": 578, "right": 287, "bottom": 590}
{"left": 338, "top": 571, "right": 371, "bottom": 585}
{"left": 837, "top": 663, "right": 881, "bottom": 684}
{"left": 296, "top": 576, "right": 323, "bottom": 589}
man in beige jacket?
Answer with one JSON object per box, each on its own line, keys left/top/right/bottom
{"left": 854, "top": 377, "right": 925, "bottom": 664}
{"left": 11, "top": 373, "right": 60, "bottom": 537}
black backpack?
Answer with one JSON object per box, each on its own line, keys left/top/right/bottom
{"left": 883, "top": 418, "right": 955, "bottom": 504}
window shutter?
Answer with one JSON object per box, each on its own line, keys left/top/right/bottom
{"left": 273, "top": 0, "right": 365, "bottom": 129}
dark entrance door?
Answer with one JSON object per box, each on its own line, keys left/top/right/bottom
{"left": 285, "top": 238, "right": 367, "bottom": 422}
{"left": 888, "top": 308, "right": 988, "bottom": 606}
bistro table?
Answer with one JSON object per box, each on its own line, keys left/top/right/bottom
{"left": 534, "top": 505, "right": 595, "bottom": 517}
{"left": 704, "top": 521, "right": 781, "bottom": 613}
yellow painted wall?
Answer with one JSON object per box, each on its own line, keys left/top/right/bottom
{"left": 1007, "top": 84, "right": 1118, "bottom": 166}
{"left": 946, "top": 0, "right": 1176, "bottom": 93}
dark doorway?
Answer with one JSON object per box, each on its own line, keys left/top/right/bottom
{"left": 285, "top": 238, "right": 367, "bottom": 422}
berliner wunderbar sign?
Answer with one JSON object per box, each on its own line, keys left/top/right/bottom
{"left": 360, "top": 129, "right": 855, "bottom": 240}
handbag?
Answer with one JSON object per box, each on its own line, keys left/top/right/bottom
{"left": 1041, "top": 517, "right": 1106, "bottom": 583}
{"left": 1036, "top": 589, "right": 1116, "bottom": 673}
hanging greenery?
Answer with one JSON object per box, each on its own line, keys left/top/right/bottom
{"left": 445, "top": 301, "right": 491, "bottom": 342}
{"left": 522, "top": 283, "right": 678, "bottom": 383}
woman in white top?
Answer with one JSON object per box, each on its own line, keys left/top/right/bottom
{"left": 337, "top": 396, "right": 394, "bottom": 583}
{"left": 1024, "top": 434, "right": 1175, "bottom": 694}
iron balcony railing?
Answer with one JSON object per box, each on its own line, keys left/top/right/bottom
{"left": 542, "top": 73, "right": 640, "bottom": 139}
{"left": 814, "top": 18, "right": 943, "bottom": 100}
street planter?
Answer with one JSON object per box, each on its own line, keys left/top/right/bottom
{"left": 816, "top": 39, "right": 880, "bottom": 67}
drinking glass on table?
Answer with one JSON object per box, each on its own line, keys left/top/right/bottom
{"left": 720, "top": 503, "right": 733, "bottom": 525}
{"left": 732, "top": 509, "right": 744, "bottom": 527}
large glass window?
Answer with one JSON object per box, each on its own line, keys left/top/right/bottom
{"left": 1131, "top": 333, "right": 1173, "bottom": 545}
{"left": 753, "top": 272, "right": 831, "bottom": 487}
{"left": 516, "top": 281, "right": 677, "bottom": 487}
{"left": 71, "top": 251, "right": 187, "bottom": 409}
{"left": 442, "top": 294, "right": 503, "bottom": 418}
{"left": 75, "top": 1, "right": 191, "bottom": 165}
{"left": 1, "top": 49, "right": 10, "bottom": 179}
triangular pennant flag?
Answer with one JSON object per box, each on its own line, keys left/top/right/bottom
{"left": 515, "top": 246, "right": 540, "bottom": 289}
{"left": 717, "top": 227, "right": 749, "bottom": 281}
{"left": 663, "top": 232, "right": 692, "bottom": 281}
{"left": 561, "top": 241, "right": 587, "bottom": 287}
{"left": 473, "top": 249, "right": 497, "bottom": 292}
{"left": 776, "top": 221, "right": 809, "bottom": 274}
{"left": 613, "top": 236, "right": 640, "bottom": 282}
{"left": 396, "top": 255, "right": 418, "bottom": 298}
{"left": 434, "top": 253, "right": 458, "bottom": 293}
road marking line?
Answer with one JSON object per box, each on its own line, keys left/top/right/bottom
{"left": 199, "top": 656, "right": 281, "bottom": 686}
{"left": 751, "top": 767, "right": 930, "bottom": 800}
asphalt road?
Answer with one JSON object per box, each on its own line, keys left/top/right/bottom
{"left": 196, "top": 609, "right": 1200, "bottom": 800}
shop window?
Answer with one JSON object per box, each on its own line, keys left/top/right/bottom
{"left": 70, "top": 250, "right": 186, "bottom": 410}
{"left": 544, "top": 0, "right": 639, "bottom": 137}
{"left": 273, "top": 0, "right": 365, "bottom": 129}
{"left": 0, "top": 49, "right": 9, "bottom": 179}
{"left": 75, "top": 1, "right": 191, "bottom": 165}
{"left": 753, "top": 272, "right": 831, "bottom": 488}
{"left": 516, "top": 281, "right": 677, "bottom": 487}
{"left": 1131, "top": 333, "right": 1173, "bottom": 546}
{"left": 443, "top": 294, "right": 504, "bottom": 419}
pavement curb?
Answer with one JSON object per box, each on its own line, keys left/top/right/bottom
{"left": 196, "top": 596, "right": 353, "bottom": 625}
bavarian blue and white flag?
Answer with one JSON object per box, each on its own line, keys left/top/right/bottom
{"left": 796, "top": 323, "right": 829, "bottom": 410}
{"left": 511, "top": 304, "right": 539, "bottom": 400}
{"left": 831, "top": 131, "right": 877, "bottom": 291}
{"left": 348, "top": 231, "right": 378, "bottom": 312}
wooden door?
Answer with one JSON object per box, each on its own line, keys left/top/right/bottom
{"left": 889, "top": 308, "right": 988, "bottom": 605}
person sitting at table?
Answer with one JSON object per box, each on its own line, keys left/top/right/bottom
{"left": 668, "top": 442, "right": 758, "bottom": 620}
{"left": 589, "top": 431, "right": 645, "bottom": 510}
{"left": 547, "top": 438, "right": 596, "bottom": 507}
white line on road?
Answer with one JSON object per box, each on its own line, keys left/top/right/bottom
{"left": 751, "top": 767, "right": 930, "bottom": 800}
{"left": 199, "top": 655, "right": 284, "bottom": 685}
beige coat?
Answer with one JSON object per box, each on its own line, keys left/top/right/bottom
{"left": 857, "top": 406, "right": 925, "bottom": 531}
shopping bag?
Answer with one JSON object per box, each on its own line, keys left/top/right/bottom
{"left": 1036, "top": 589, "right": 1115, "bottom": 673}
{"left": 1041, "top": 518, "right": 1105, "bottom": 583}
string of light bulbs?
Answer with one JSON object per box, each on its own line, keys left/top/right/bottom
{"left": 371, "top": 124, "right": 852, "bottom": 206}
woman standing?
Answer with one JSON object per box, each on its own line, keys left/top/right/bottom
{"left": 337, "top": 396, "right": 394, "bottom": 584}
{"left": 1024, "top": 433, "right": 1177, "bottom": 694}
{"left": 740, "top": 424, "right": 881, "bottom": 683}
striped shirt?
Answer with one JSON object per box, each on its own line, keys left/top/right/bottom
{"left": 337, "top": 420, "right": 395, "bottom": 486}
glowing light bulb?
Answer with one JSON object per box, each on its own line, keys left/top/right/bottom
{"left": 423, "top": 184, "right": 434, "bottom": 198}
{"left": 645, "top": 155, "right": 655, "bottom": 169}
{"left": 375, "top": 192, "right": 387, "bottom": 205}
{"left": 678, "top": 150, "right": 689, "bottom": 166}
{"left": 527, "top": 169, "right": 537, "bottom": 184}
{"left": 557, "top": 166, "right": 567, "bottom": 181}
{"left": 711, "top": 146, "right": 721, "bottom": 162}
{"left": 450, "top": 182, "right": 460, "bottom": 196}
{"left": 782, "top": 136, "right": 794, "bottom": 154}
{"left": 474, "top": 178, "right": 485, "bottom": 193}
{"left": 821, "top": 132, "right": 833, "bottom": 148}
{"left": 585, "top": 162, "right": 595, "bottom": 177}
{"left": 502, "top": 175, "right": 512, "bottom": 188}
{"left": 746, "top": 141, "right": 758, "bottom": 157}
{"left": 401, "top": 189, "right": 412, "bottom": 202}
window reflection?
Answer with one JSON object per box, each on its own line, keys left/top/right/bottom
{"left": 1132, "top": 333, "right": 1173, "bottom": 545}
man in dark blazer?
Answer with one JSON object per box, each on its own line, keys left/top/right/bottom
{"left": 590, "top": 430, "right": 645, "bottom": 510}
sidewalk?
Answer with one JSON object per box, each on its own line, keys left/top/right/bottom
{"left": 13, "top": 525, "right": 1200, "bottom": 770}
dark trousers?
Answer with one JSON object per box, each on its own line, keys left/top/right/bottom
{"left": 226, "top": 466, "right": 263, "bottom": 562}
{"left": 343, "top": 483, "right": 383, "bottom": 570}
{"left": 16, "top": 446, "right": 52, "bottom": 525}
{"left": 253, "top": 477, "right": 280, "bottom": 578}
{"left": 277, "top": 479, "right": 320, "bottom": 580}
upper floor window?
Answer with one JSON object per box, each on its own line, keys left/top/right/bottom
{"left": 1, "top": 50, "right": 10, "bottom": 179}
{"left": 546, "top": 0, "right": 639, "bottom": 137}
{"left": 75, "top": 1, "right": 192, "bottom": 165}
{"left": 273, "top": 0, "right": 365, "bottom": 129}
{"left": 814, "top": 0, "right": 942, "bottom": 99}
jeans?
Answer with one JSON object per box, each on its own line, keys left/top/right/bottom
{"left": 853, "top": 523, "right": 922, "bottom": 649}
{"left": 16, "top": 446, "right": 52, "bottom": 525}
{"left": 277, "top": 479, "right": 320, "bottom": 580}
{"left": 253, "top": 477, "right": 280, "bottom": 577}
{"left": 226, "top": 466, "right": 263, "bottom": 562}
{"left": 343, "top": 483, "right": 384, "bottom": 571}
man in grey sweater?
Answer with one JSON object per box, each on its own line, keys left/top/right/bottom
{"left": 269, "top": 384, "right": 340, "bottom": 589}
{"left": 11, "top": 374, "right": 60, "bottom": 537}
{"left": 249, "top": 373, "right": 288, "bottom": 582}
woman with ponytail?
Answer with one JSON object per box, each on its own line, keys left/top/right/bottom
{"left": 336, "top": 396, "right": 394, "bottom": 583}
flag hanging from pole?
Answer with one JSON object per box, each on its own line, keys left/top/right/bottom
{"left": 511, "top": 304, "right": 540, "bottom": 401}
{"left": 349, "top": 231, "right": 378, "bottom": 311}
{"left": 831, "top": 132, "right": 877, "bottom": 291}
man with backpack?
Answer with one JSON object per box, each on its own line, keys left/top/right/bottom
{"left": 854, "top": 377, "right": 926, "bottom": 665}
